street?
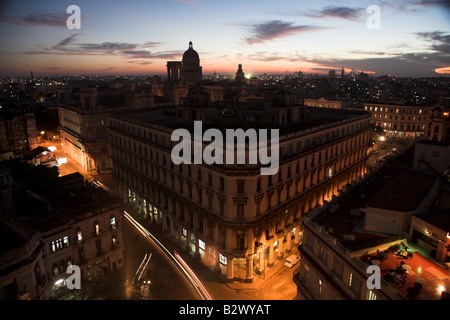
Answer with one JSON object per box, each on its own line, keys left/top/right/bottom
{"left": 367, "top": 137, "right": 413, "bottom": 171}
{"left": 122, "top": 215, "right": 201, "bottom": 300}
{"left": 47, "top": 139, "right": 299, "bottom": 301}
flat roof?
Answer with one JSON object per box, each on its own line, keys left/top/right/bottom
{"left": 112, "top": 106, "right": 369, "bottom": 136}
{"left": 310, "top": 145, "right": 419, "bottom": 251}
{"left": 417, "top": 209, "right": 450, "bottom": 233}
{"left": 366, "top": 171, "right": 437, "bottom": 212}
{"left": 0, "top": 220, "right": 27, "bottom": 256}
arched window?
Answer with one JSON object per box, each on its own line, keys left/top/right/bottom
{"left": 110, "top": 215, "right": 117, "bottom": 229}
{"left": 76, "top": 227, "right": 84, "bottom": 243}
{"left": 94, "top": 221, "right": 100, "bottom": 236}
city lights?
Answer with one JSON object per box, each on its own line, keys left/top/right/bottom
{"left": 0, "top": 0, "right": 449, "bottom": 306}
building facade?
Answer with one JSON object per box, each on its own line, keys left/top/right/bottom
{"left": 58, "top": 84, "right": 155, "bottom": 172}
{"left": 0, "top": 216, "right": 48, "bottom": 300}
{"left": 0, "top": 110, "right": 39, "bottom": 154}
{"left": 363, "top": 103, "right": 432, "bottom": 139}
{"left": 294, "top": 146, "right": 450, "bottom": 300}
{"left": 109, "top": 99, "right": 371, "bottom": 283}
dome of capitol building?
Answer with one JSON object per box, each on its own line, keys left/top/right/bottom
{"left": 182, "top": 41, "right": 200, "bottom": 67}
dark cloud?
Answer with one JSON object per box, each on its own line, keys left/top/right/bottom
{"left": 78, "top": 42, "right": 138, "bottom": 51}
{"left": 53, "top": 34, "right": 81, "bottom": 50}
{"left": 22, "top": 35, "right": 182, "bottom": 63}
{"left": 350, "top": 50, "right": 386, "bottom": 55}
{"left": 128, "top": 61, "right": 153, "bottom": 65}
{"left": 412, "top": 0, "right": 450, "bottom": 9}
{"left": 0, "top": 11, "right": 68, "bottom": 28}
{"left": 306, "top": 6, "right": 364, "bottom": 21}
{"left": 247, "top": 52, "right": 292, "bottom": 61}
{"left": 415, "top": 31, "right": 450, "bottom": 54}
{"left": 309, "top": 51, "right": 450, "bottom": 77}
{"left": 242, "top": 20, "right": 323, "bottom": 45}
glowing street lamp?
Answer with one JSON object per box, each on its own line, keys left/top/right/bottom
{"left": 380, "top": 136, "right": 385, "bottom": 142}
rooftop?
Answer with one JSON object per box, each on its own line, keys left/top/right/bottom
{"left": 418, "top": 210, "right": 450, "bottom": 233}
{"left": 365, "top": 171, "right": 438, "bottom": 212}
{"left": 311, "top": 145, "right": 418, "bottom": 251}
{"left": 112, "top": 106, "right": 369, "bottom": 137}
{"left": 360, "top": 243, "right": 450, "bottom": 300}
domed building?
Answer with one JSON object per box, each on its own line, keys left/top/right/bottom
{"left": 181, "top": 41, "right": 202, "bottom": 82}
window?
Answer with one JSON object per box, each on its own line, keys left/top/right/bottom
{"left": 333, "top": 259, "right": 344, "bottom": 279}
{"left": 76, "top": 229, "right": 83, "bottom": 243}
{"left": 110, "top": 216, "right": 117, "bottom": 229}
{"left": 199, "top": 239, "right": 205, "bottom": 251}
{"left": 94, "top": 222, "right": 100, "bottom": 236}
{"left": 306, "top": 234, "right": 315, "bottom": 251}
{"left": 197, "top": 189, "right": 202, "bottom": 204}
{"left": 208, "top": 173, "right": 212, "bottom": 186}
{"left": 368, "top": 290, "right": 377, "bottom": 300}
{"left": 112, "top": 234, "right": 119, "bottom": 247}
{"left": 219, "top": 199, "right": 224, "bottom": 216}
{"left": 236, "top": 204, "right": 244, "bottom": 219}
{"left": 237, "top": 180, "right": 245, "bottom": 193}
{"left": 317, "top": 279, "right": 323, "bottom": 296}
{"left": 220, "top": 177, "right": 225, "bottom": 191}
{"left": 219, "top": 254, "right": 227, "bottom": 265}
{"left": 256, "top": 199, "right": 261, "bottom": 216}
{"left": 319, "top": 246, "right": 328, "bottom": 264}
{"left": 236, "top": 231, "right": 245, "bottom": 250}
{"left": 349, "top": 273, "right": 361, "bottom": 295}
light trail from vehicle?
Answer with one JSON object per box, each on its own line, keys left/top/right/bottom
{"left": 124, "top": 211, "right": 212, "bottom": 300}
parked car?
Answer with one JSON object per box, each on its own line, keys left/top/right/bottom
{"left": 284, "top": 255, "right": 300, "bottom": 268}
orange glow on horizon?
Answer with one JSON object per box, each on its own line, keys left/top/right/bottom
{"left": 435, "top": 67, "right": 450, "bottom": 74}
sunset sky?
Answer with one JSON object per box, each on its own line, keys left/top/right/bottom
{"left": 0, "top": 0, "right": 449, "bottom": 77}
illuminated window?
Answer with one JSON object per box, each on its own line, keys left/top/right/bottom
{"left": 76, "top": 229, "right": 83, "bottom": 243}
{"left": 219, "top": 254, "right": 227, "bottom": 265}
{"left": 368, "top": 290, "right": 377, "bottom": 300}
{"left": 110, "top": 216, "right": 117, "bottom": 229}
{"left": 63, "top": 236, "right": 69, "bottom": 247}
{"left": 199, "top": 239, "right": 205, "bottom": 251}
{"left": 317, "top": 279, "right": 323, "bottom": 295}
{"left": 328, "top": 167, "right": 333, "bottom": 178}
{"left": 94, "top": 222, "right": 100, "bottom": 235}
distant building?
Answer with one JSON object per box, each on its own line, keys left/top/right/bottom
{"left": 304, "top": 98, "right": 354, "bottom": 110}
{"left": 181, "top": 41, "right": 203, "bottom": 82}
{"left": 57, "top": 83, "right": 155, "bottom": 172}
{"left": 0, "top": 110, "right": 39, "bottom": 154}
{"left": 235, "top": 64, "right": 245, "bottom": 83}
{"left": 363, "top": 103, "right": 432, "bottom": 139}
{"left": 424, "top": 106, "right": 450, "bottom": 142}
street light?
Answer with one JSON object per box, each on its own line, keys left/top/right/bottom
{"left": 380, "top": 136, "right": 385, "bottom": 142}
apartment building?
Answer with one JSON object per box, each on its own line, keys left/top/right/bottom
{"left": 363, "top": 102, "right": 433, "bottom": 139}
{"left": 11, "top": 171, "right": 124, "bottom": 298}
{"left": 109, "top": 91, "right": 371, "bottom": 283}
{"left": 294, "top": 146, "right": 450, "bottom": 300}
{"left": 57, "top": 83, "right": 155, "bottom": 172}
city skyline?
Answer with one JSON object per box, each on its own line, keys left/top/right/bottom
{"left": 0, "top": 0, "right": 449, "bottom": 78}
